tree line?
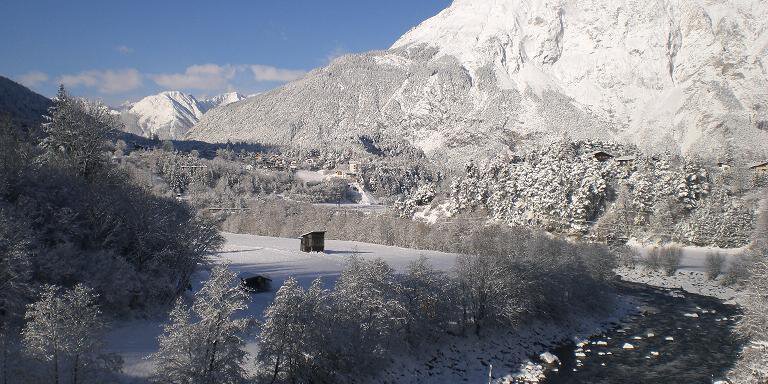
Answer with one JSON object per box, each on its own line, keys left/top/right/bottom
{"left": 730, "top": 194, "right": 768, "bottom": 383}
{"left": 152, "top": 223, "right": 617, "bottom": 384}
{"left": 0, "top": 86, "right": 223, "bottom": 383}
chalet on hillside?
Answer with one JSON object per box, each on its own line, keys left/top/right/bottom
{"left": 300, "top": 231, "right": 326, "bottom": 252}
{"left": 750, "top": 161, "right": 768, "bottom": 174}
{"left": 329, "top": 166, "right": 356, "bottom": 180}
{"left": 615, "top": 155, "right": 636, "bottom": 166}
{"left": 591, "top": 151, "right": 614, "bottom": 162}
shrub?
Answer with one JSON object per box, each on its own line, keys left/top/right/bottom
{"left": 722, "top": 254, "right": 753, "bottom": 287}
{"left": 644, "top": 247, "right": 662, "bottom": 270}
{"left": 660, "top": 245, "right": 683, "bottom": 276}
{"left": 614, "top": 245, "right": 640, "bottom": 268}
{"left": 705, "top": 252, "right": 726, "bottom": 280}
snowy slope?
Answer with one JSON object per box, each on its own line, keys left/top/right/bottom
{"left": 120, "top": 91, "right": 247, "bottom": 139}
{"left": 188, "top": 0, "right": 768, "bottom": 165}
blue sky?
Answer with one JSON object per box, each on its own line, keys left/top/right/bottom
{"left": 0, "top": 0, "right": 450, "bottom": 105}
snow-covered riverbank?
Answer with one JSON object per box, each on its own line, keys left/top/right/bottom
{"left": 618, "top": 267, "right": 740, "bottom": 302}
{"left": 617, "top": 242, "right": 746, "bottom": 302}
{"left": 377, "top": 297, "right": 637, "bottom": 383}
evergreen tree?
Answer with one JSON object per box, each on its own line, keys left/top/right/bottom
{"left": 40, "top": 85, "right": 119, "bottom": 179}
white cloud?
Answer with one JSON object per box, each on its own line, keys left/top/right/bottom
{"left": 58, "top": 68, "right": 142, "bottom": 94}
{"left": 249, "top": 65, "right": 306, "bottom": 82}
{"left": 18, "top": 71, "right": 49, "bottom": 87}
{"left": 115, "top": 45, "right": 133, "bottom": 55}
{"left": 152, "top": 64, "right": 306, "bottom": 91}
{"left": 152, "top": 64, "right": 237, "bottom": 91}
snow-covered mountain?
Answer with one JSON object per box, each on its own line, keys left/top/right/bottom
{"left": 120, "top": 91, "right": 247, "bottom": 139}
{"left": 197, "top": 92, "right": 248, "bottom": 113}
{"left": 188, "top": 0, "right": 768, "bottom": 165}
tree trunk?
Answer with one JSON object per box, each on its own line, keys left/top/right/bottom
{"left": 270, "top": 353, "right": 282, "bottom": 384}
{"left": 72, "top": 354, "right": 79, "bottom": 384}
{"left": 205, "top": 340, "right": 218, "bottom": 384}
{"left": 1, "top": 334, "right": 7, "bottom": 384}
{"left": 53, "top": 351, "right": 59, "bottom": 384}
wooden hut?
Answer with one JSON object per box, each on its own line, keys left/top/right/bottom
{"left": 300, "top": 231, "right": 326, "bottom": 252}
{"left": 240, "top": 275, "right": 272, "bottom": 293}
{"left": 591, "top": 151, "right": 615, "bottom": 162}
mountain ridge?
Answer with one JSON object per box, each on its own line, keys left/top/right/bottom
{"left": 0, "top": 75, "right": 52, "bottom": 129}
{"left": 188, "top": 0, "right": 768, "bottom": 164}
{"left": 120, "top": 91, "right": 247, "bottom": 139}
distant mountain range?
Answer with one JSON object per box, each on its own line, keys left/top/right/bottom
{"left": 188, "top": 0, "right": 768, "bottom": 165}
{"left": 118, "top": 91, "right": 249, "bottom": 140}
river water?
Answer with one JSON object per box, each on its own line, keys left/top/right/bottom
{"left": 541, "top": 282, "right": 743, "bottom": 384}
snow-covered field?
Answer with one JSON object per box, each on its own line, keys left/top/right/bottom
{"left": 108, "top": 232, "right": 459, "bottom": 380}
{"left": 214, "top": 232, "right": 458, "bottom": 318}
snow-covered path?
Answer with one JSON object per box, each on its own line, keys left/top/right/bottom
{"left": 108, "top": 232, "right": 459, "bottom": 379}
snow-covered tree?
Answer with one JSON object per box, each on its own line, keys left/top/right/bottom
{"left": 393, "top": 183, "right": 436, "bottom": 218}
{"left": 627, "top": 164, "right": 656, "bottom": 226}
{"left": 0, "top": 210, "right": 33, "bottom": 384}
{"left": 330, "top": 256, "right": 407, "bottom": 371}
{"left": 0, "top": 115, "right": 34, "bottom": 197}
{"left": 152, "top": 265, "right": 253, "bottom": 384}
{"left": 400, "top": 256, "right": 452, "bottom": 341}
{"left": 22, "top": 284, "right": 110, "bottom": 384}
{"left": 0, "top": 211, "right": 32, "bottom": 325}
{"left": 256, "top": 277, "right": 329, "bottom": 384}
{"left": 40, "top": 85, "right": 120, "bottom": 179}
{"left": 731, "top": 200, "right": 768, "bottom": 383}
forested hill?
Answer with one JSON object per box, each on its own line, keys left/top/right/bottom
{"left": 0, "top": 75, "right": 51, "bottom": 129}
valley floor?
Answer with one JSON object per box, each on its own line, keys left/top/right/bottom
{"left": 106, "top": 233, "right": 744, "bottom": 383}
{"left": 108, "top": 233, "right": 633, "bottom": 382}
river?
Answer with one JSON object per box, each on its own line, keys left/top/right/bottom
{"left": 541, "top": 282, "right": 743, "bottom": 384}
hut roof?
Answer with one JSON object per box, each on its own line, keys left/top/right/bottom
{"left": 300, "top": 230, "right": 326, "bottom": 237}
{"left": 615, "top": 155, "right": 636, "bottom": 161}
